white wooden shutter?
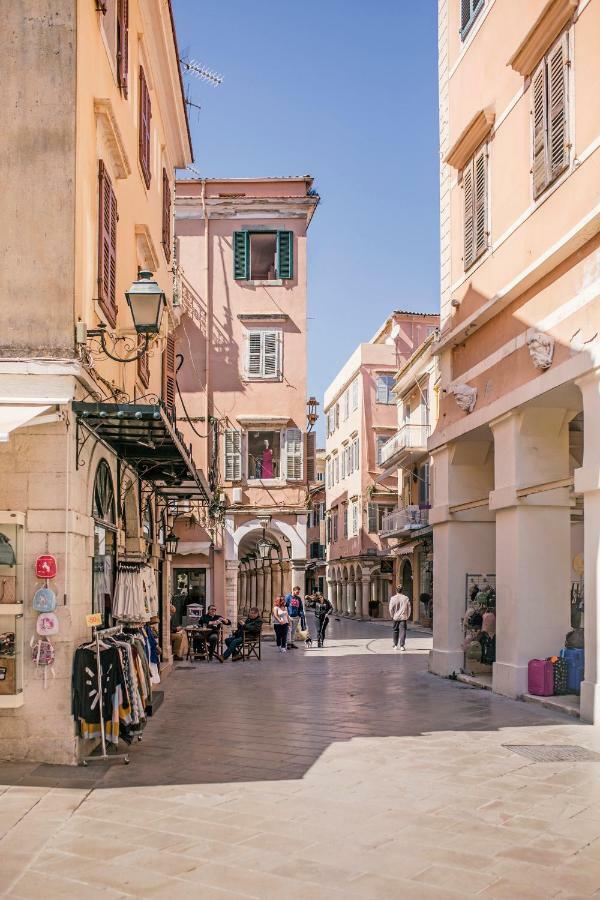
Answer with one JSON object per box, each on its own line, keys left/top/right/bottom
{"left": 224, "top": 429, "right": 242, "bottom": 481}
{"left": 368, "top": 503, "right": 377, "bottom": 533}
{"left": 352, "top": 378, "right": 359, "bottom": 410}
{"left": 376, "top": 376, "right": 388, "bottom": 403}
{"left": 548, "top": 34, "right": 569, "bottom": 182}
{"left": 473, "top": 148, "right": 487, "bottom": 259}
{"left": 306, "top": 431, "right": 316, "bottom": 482}
{"left": 247, "top": 332, "right": 262, "bottom": 377}
{"left": 354, "top": 437, "right": 360, "bottom": 470}
{"left": 286, "top": 428, "right": 303, "bottom": 480}
{"left": 532, "top": 59, "right": 548, "bottom": 199}
{"left": 247, "top": 330, "right": 280, "bottom": 378}
{"left": 263, "top": 330, "right": 280, "bottom": 377}
{"left": 352, "top": 501, "right": 359, "bottom": 535}
{"left": 463, "top": 162, "right": 475, "bottom": 269}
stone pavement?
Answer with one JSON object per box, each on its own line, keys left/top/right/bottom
{"left": 2, "top": 615, "right": 600, "bottom": 898}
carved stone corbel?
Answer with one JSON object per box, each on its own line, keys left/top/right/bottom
{"left": 450, "top": 383, "right": 477, "bottom": 414}
{"left": 527, "top": 331, "right": 555, "bottom": 370}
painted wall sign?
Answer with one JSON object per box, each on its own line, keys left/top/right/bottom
{"left": 35, "top": 555, "right": 57, "bottom": 579}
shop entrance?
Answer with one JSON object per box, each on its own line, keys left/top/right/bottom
{"left": 172, "top": 568, "right": 207, "bottom": 625}
{"left": 401, "top": 559, "right": 413, "bottom": 600}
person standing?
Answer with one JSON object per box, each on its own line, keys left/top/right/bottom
{"left": 285, "top": 585, "right": 306, "bottom": 648}
{"left": 273, "top": 596, "right": 290, "bottom": 652}
{"left": 314, "top": 593, "right": 333, "bottom": 648}
{"left": 389, "top": 587, "right": 411, "bottom": 651}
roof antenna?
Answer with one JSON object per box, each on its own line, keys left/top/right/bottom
{"left": 180, "top": 57, "right": 224, "bottom": 87}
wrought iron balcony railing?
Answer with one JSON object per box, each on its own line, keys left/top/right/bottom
{"left": 380, "top": 423, "right": 430, "bottom": 467}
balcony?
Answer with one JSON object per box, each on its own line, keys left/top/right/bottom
{"left": 380, "top": 423, "right": 430, "bottom": 467}
{"left": 380, "top": 505, "right": 430, "bottom": 538}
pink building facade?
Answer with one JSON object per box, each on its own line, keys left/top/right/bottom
{"left": 173, "top": 177, "right": 318, "bottom": 622}
{"left": 324, "top": 313, "right": 438, "bottom": 618}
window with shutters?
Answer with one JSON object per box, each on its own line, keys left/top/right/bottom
{"left": 306, "top": 432, "right": 316, "bottom": 483}
{"left": 353, "top": 437, "right": 360, "bottom": 471}
{"left": 161, "top": 334, "right": 176, "bottom": 414}
{"left": 343, "top": 502, "right": 349, "bottom": 538}
{"left": 341, "top": 446, "right": 347, "bottom": 480}
{"left": 351, "top": 501, "right": 359, "bottom": 536}
{"left": 531, "top": 33, "right": 570, "bottom": 200}
{"left": 224, "top": 430, "right": 242, "bottom": 482}
{"left": 245, "top": 329, "right": 282, "bottom": 379}
{"left": 463, "top": 145, "right": 488, "bottom": 271}
{"left": 286, "top": 428, "right": 303, "bottom": 481}
{"left": 139, "top": 67, "right": 151, "bottom": 188}
{"left": 326, "top": 515, "right": 331, "bottom": 545}
{"left": 460, "top": 0, "right": 485, "bottom": 40}
{"left": 343, "top": 390, "right": 350, "bottom": 421}
{"left": 376, "top": 435, "right": 388, "bottom": 467}
{"left": 116, "top": 0, "right": 128, "bottom": 95}
{"left": 351, "top": 377, "right": 359, "bottom": 411}
{"left": 162, "top": 168, "right": 171, "bottom": 262}
{"left": 334, "top": 455, "right": 339, "bottom": 484}
{"left": 376, "top": 374, "right": 395, "bottom": 404}
{"left": 247, "top": 430, "right": 281, "bottom": 480}
{"left": 332, "top": 510, "right": 338, "bottom": 543}
{"left": 232, "top": 230, "right": 294, "bottom": 281}
{"left": 97, "top": 160, "right": 118, "bottom": 328}
{"left": 367, "top": 503, "right": 378, "bottom": 534}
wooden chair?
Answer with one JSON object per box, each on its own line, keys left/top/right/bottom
{"left": 241, "top": 628, "right": 261, "bottom": 661}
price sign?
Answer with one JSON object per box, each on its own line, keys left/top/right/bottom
{"left": 86, "top": 613, "right": 102, "bottom": 628}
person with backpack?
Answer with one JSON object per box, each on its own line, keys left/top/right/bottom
{"left": 284, "top": 585, "right": 306, "bottom": 648}
{"left": 314, "top": 593, "right": 333, "bottom": 648}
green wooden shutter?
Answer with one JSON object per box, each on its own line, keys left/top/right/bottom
{"left": 277, "top": 230, "right": 293, "bottom": 279}
{"left": 233, "top": 231, "right": 249, "bottom": 280}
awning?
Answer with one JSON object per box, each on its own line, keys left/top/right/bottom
{"left": 73, "top": 402, "right": 211, "bottom": 503}
{"left": 175, "top": 541, "right": 212, "bottom": 556}
{"left": 391, "top": 540, "right": 422, "bottom": 557}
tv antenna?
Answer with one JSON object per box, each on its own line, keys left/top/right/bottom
{"left": 180, "top": 57, "right": 224, "bottom": 87}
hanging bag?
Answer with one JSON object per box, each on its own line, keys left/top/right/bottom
{"left": 36, "top": 612, "right": 59, "bottom": 636}
{"left": 0, "top": 533, "right": 16, "bottom": 567}
{"left": 33, "top": 587, "right": 56, "bottom": 613}
{"left": 0, "top": 575, "right": 16, "bottom": 604}
{"left": 30, "top": 636, "right": 55, "bottom": 688}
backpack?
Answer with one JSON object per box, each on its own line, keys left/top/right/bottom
{"left": 33, "top": 587, "right": 56, "bottom": 613}
{"left": 36, "top": 612, "right": 59, "bottom": 636}
{"left": 30, "top": 637, "right": 56, "bottom": 688}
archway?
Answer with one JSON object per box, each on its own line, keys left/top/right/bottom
{"left": 92, "top": 459, "right": 117, "bottom": 623}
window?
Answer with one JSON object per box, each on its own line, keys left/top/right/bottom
{"left": 327, "top": 410, "right": 335, "bottom": 436}
{"left": 162, "top": 169, "right": 171, "bottom": 262}
{"left": 463, "top": 145, "right": 488, "bottom": 270}
{"left": 377, "top": 435, "right": 388, "bottom": 466}
{"left": 97, "top": 160, "right": 118, "bottom": 327}
{"left": 317, "top": 471, "right": 324, "bottom": 482}
{"left": 224, "top": 430, "right": 242, "bottom": 481}
{"left": 460, "top": 0, "right": 484, "bottom": 40}
{"left": 334, "top": 455, "right": 339, "bottom": 484}
{"left": 353, "top": 437, "right": 360, "bottom": 470}
{"left": 139, "top": 66, "right": 151, "bottom": 188}
{"left": 351, "top": 377, "right": 359, "bottom": 411}
{"left": 332, "top": 510, "right": 338, "bottom": 542}
{"left": 351, "top": 500, "right": 359, "bottom": 536}
{"left": 418, "top": 463, "right": 431, "bottom": 506}
{"left": 343, "top": 390, "right": 350, "bottom": 421}
{"left": 532, "top": 34, "right": 570, "bottom": 200}
{"left": 376, "top": 375, "right": 395, "bottom": 404}
{"left": 116, "top": 0, "right": 129, "bottom": 95}
{"left": 368, "top": 503, "right": 395, "bottom": 533}
{"left": 162, "top": 334, "right": 176, "bottom": 413}
{"left": 246, "top": 330, "right": 282, "bottom": 379}
{"left": 343, "top": 502, "right": 348, "bottom": 538}
{"left": 341, "top": 446, "right": 347, "bottom": 479}
{"left": 233, "top": 230, "right": 294, "bottom": 281}
{"left": 247, "top": 430, "right": 281, "bottom": 480}
{"left": 335, "top": 403, "right": 340, "bottom": 429}
{"left": 306, "top": 431, "right": 316, "bottom": 483}
{"left": 326, "top": 515, "right": 331, "bottom": 544}
{"left": 285, "top": 427, "right": 303, "bottom": 481}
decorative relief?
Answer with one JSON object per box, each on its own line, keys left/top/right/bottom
{"left": 450, "top": 383, "right": 478, "bottom": 414}
{"left": 527, "top": 331, "right": 555, "bottom": 370}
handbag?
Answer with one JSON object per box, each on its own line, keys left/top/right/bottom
{"left": 295, "top": 626, "right": 309, "bottom": 642}
{"left": 0, "top": 534, "right": 16, "bottom": 567}
{"left": 0, "top": 576, "right": 16, "bottom": 604}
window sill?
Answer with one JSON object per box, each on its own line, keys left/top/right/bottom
{"left": 248, "top": 279, "right": 283, "bottom": 287}
{"left": 242, "top": 377, "right": 283, "bottom": 384}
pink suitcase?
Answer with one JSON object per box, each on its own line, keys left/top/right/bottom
{"left": 528, "top": 659, "right": 554, "bottom": 696}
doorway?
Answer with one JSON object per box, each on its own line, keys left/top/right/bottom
{"left": 172, "top": 568, "right": 207, "bottom": 625}
{"left": 401, "top": 559, "right": 413, "bottom": 600}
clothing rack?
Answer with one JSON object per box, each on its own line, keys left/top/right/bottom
{"left": 81, "top": 625, "right": 131, "bottom": 767}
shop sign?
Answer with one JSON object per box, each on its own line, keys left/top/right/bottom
{"left": 86, "top": 613, "right": 102, "bottom": 628}
{"left": 35, "top": 555, "right": 57, "bottom": 579}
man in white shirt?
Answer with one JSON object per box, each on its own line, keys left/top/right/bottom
{"left": 389, "top": 587, "right": 411, "bottom": 651}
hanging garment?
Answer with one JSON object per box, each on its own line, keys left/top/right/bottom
{"left": 481, "top": 611, "right": 496, "bottom": 636}
{"left": 142, "top": 566, "right": 159, "bottom": 618}
{"left": 113, "top": 567, "right": 149, "bottom": 622}
{"left": 72, "top": 646, "right": 127, "bottom": 736}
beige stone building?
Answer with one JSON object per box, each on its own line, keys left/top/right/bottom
{"left": 431, "top": 0, "right": 600, "bottom": 719}
{"left": 0, "top": 1, "right": 198, "bottom": 762}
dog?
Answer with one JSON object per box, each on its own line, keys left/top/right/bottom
{"left": 304, "top": 634, "right": 313, "bottom": 648}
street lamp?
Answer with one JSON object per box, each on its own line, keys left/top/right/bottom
{"left": 256, "top": 528, "right": 274, "bottom": 561}
{"left": 165, "top": 531, "right": 179, "bottom": 555}
{"left": 86, "top": 270, "right": 166, "bottom": 362}
{"left": 307, "top": 396, "right": 319, "bottom": 431}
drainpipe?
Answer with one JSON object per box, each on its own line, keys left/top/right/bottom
{"left": 201, "top": 179, "right": 215, "bottom": 601}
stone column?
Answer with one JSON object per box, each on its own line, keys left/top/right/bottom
{"left": 429, "top": 441, "right": 496, "bottom": 678}
{"left": 263, "top": 564, "right": 272, "bottom": 620}
{"left": 327, "top": 574, "right": 335, "bottom": 612}
{"left": 256, "top": 562, "right": 265, "bottom": 619}
{"left": 575, "top": 371, "right": 600, "bottom": 723}
{"left": 360, "top": 575, "right": 371, "bottom": 618}
{"left": 371, "top": 579, "right": 378, "bottom": 618}
{"left": 291, "top": 560, "right": 306, "bottom": 598}
{"left": 491, "top": 408, "right": 572, "bottom": 698}
{"left": 224, "top": 559, "right": 239, "bottom": 623}
{"left": 250, "top": 563, "right": 257, "bottom": 610}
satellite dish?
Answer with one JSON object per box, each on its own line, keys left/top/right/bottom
{"left": 390, "top": 323, "right": 401, "bottom": 339}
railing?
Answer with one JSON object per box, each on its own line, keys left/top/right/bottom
{"left": 380, "top": 505, "right": 429, "bottom": 537}
{"left": 380, "top": 423, "right": 430, "bottom": 466}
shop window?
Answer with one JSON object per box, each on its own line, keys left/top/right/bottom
{"left": 248, "top": 430, "right": 281, "bottom": 480}
{"left": 92, "top": 461, "right": 116, "bottom": 624}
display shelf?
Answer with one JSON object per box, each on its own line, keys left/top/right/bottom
{"left": 0, "top": 514, "right": 25, "bottom": 704}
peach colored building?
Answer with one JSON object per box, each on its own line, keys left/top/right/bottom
{"left": 173, "top": 177, "right": 319, "bottom": 623}
{"left": 324, "top": 313, "right": 438, "bottom": 619}
{"left": 0, "top": 1, "right": 196, "bottom": 762}
{"left": 379, "top": 326, "right": 440, "bottom": 626}
{"left": 431, "top": 0, "right": 600, "bottom": 720}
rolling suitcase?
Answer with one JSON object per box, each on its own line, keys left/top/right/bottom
{"left": 553, "top": 658, "right": 569, "bottom": 695}
{"left": 528, "top": 659, "right": 554, "bottom": 696}
{"left": 560, "top": 648, "right": 584, "bottom": 695}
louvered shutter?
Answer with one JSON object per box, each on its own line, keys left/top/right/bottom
{"left": 139, "top": 67, "right": 151, "bottom": 188}
{"left": 461, "top": 0, "right": 471, "bottom": 31}
{"left": 247, "top": 332, "right": 262, "bottom": 377}
{"left": 352, "top": 502, "right": 359, "bottom": 535}
{"left": 162, "top": 168, "right": 171, "bottom": 262}
{"left": 547, "top": 34, "right": 569, "bottom": 182}
{"left": 306, "top": 431, "right": 316, "bottom": 483}
{"left": 473, "top": 148, "right": 487, "bottom": 259}
{"left": 463, "top": 162, "right": 475, "bottom": 269}
{"left": 286, "top": 428, "right": 303, "bottom": 481}
{"left": 233, "top": 231, "right": 249, "bottom": 280}
{"left": 532, "top": 60, "right": 548, "bottom": 199}
{"left": 277, "top": 230, "right": 293, "bottom": 279}
{"left": 162, "top": 334, "right": 176, "bottom": 414}
{"left": 354, "top": 437, "right": 360, "bottom": 469}
{"left": 97, "top": 160, "right": 118, "bottom": 327}
{"left": 224, "top": 430, "right": 242, "bottom": 481}
{"left": 263, "top": 331, "right": 280, "bottom": 377}
{"left": 368, "top": 503, "right": 377, "bottom": 534}
{"left": 376, "top": 376, "right": 389, "bottom": 404}
{"left": 117, "top": 0, "right": 128, "bottom": 96}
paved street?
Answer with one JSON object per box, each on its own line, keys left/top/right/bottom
{"left": 2, "top": 615, "right": 600, "bottom": 898}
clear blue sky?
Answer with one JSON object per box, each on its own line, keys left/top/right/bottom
{"left": 172, "top": 0, "right": 440, "bottom": 443}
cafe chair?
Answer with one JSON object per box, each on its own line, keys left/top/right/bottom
{"left": 241, "top": 629, "right": 261, "bottom": 661}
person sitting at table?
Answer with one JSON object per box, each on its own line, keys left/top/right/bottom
{"left": 199, "top": 605, "right": 230, "bottom": 662}
{"left": 223, "top": 606, "right": 263, "bottom": 660}
{"left": 170, "top": 603, "right": 189, "bottom": 660}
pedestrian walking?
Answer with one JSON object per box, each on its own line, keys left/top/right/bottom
{"left": 284, "top": 585, "right": 306, "bottom": 648}
{"left": 314, "top": 593, "right": 333, "bottom": 647}
{"left": 389, "top": 587, "right": 411, "bottom": 651}
{"left": 272, "top": 596, "right": 290, "bottom": 652}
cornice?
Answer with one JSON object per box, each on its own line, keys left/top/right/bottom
{"left": 444, "top": 109, "right": 495, "bottom": 171}
{"left": 134, "top": 224, "right": 160, "bottom": 271}
{"left": 508, "top": 0, "right": 578, "bottom": 77}
{"left": 94, "top": 98, "right": 131, "bottom": 179}
{"left": 175, "top": 196, "right": 317, "bottom": 221}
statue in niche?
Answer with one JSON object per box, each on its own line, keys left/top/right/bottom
{"left": 450, "top": 383, "right": 477, "bottom": 414}
{"left": 527, "top": 331, "right": 555, "bottom": 370}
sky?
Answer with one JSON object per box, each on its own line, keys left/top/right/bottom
{"left": 172, "top": 0, "right": 440, "bottom": 443}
